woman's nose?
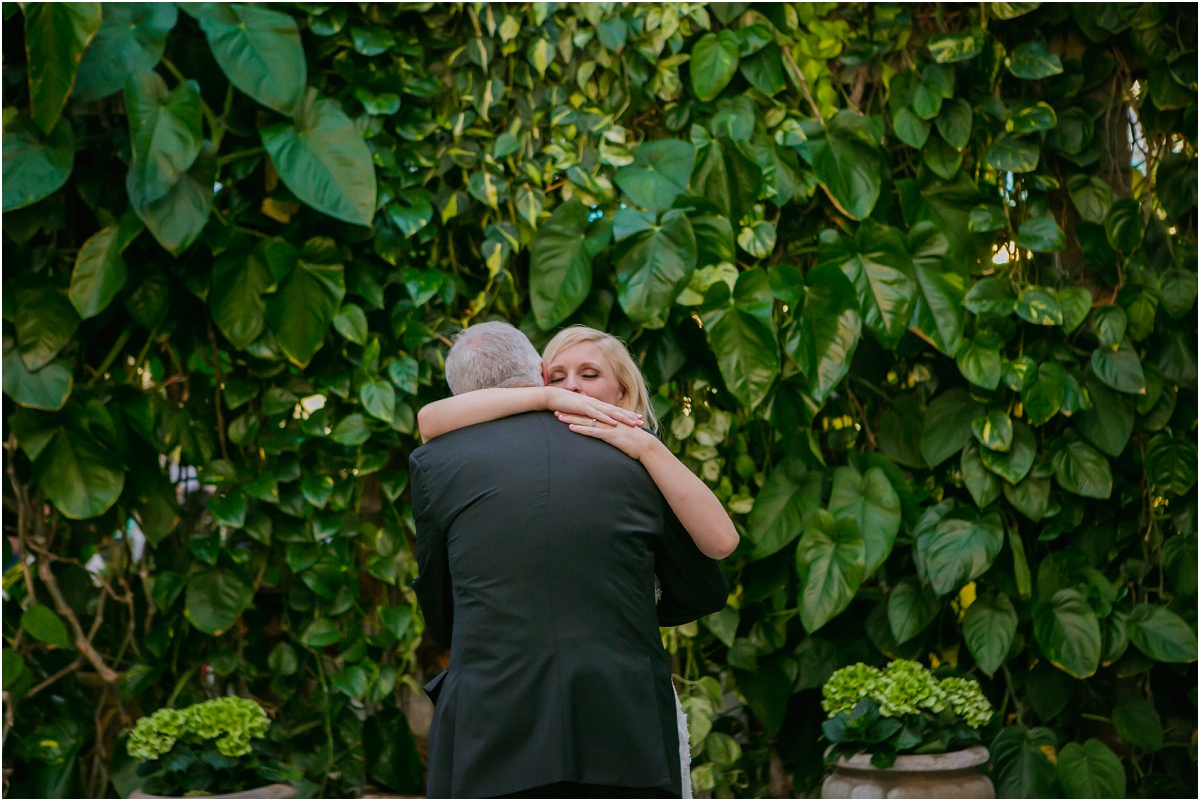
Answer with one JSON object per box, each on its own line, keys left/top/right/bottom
{"left": 562, "top": 376, "right": 581, "bottom": 392}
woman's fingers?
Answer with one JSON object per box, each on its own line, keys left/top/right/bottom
{"left": 556, "top": 412, "right": 616, "bottom": 429}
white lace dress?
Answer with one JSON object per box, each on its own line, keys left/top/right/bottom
{"left": 658, "top": 579, "right": 693, "bottom": 799}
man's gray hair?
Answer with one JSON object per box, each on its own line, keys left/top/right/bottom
{"left": 444, "top": 321, "right": 543, "bottom": 395}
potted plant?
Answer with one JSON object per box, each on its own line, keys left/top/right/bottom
{"left": 820, "top": 660, "right": 995, "bottom": 799}
{"left": 126, "top": 697, "right": 301, "bottom": 799}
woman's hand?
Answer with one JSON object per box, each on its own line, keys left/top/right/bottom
{"left": 554, "top": 411, "right": 657, "bottom": 461}
{"left": 543, "top": 388, "right": 643, "bottom": 429}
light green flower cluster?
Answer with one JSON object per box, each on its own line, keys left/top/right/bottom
{"left": 127, "top": 698, "right": 270, "bottom": 762}
{"left": 821, "top": 663, "right": 883, "bottom": 715}
{"left": 875, "top": 659, "right": 948, "bottom": 717}
{"left": 940, "top": 676, "right": 994, "bottom": 729}
{"left": 822, "top": 660, "right": 994, "bottom": 730}
{"left": 128, "top": 708, "right": 188, "bottom": 761}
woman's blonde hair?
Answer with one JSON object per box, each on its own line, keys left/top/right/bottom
{"left": 542, "top": 326, "right": 659, "bottom": 433}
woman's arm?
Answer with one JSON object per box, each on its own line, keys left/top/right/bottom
{"left": 556, "top": 413, "right": 740, "bottom": 559}
{"left": 417, "top": 387, "right": 643, "bottom": 442}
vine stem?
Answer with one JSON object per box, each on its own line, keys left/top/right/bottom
{"left": 36, "top": 552, "right": 120, "bottom": 684}
{"left": 782, "top": 45, "right": 826, "bottom": 125}
{"left": 85, "top": 324, "right": 134, "bottom": 388}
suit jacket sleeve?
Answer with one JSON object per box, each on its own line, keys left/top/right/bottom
{"left": 409, "top": 450, "right": 453, "bottom": 648}
{"left": 654, "top": 508, "right": 729, "bottom": 627}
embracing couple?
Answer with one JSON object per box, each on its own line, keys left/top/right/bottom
{"left": 409, "top": 321, "right": 739, "bottom": 799}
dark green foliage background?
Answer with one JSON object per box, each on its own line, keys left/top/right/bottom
{"left": 2, "top": 2, "right": 1196, "bottom": 797}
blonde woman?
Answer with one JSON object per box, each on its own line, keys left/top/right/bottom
{"left": 418, "top": 325, "right": 739, "bottom": 561}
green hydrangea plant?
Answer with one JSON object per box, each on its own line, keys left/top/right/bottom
{"left": 821, "top": 660, "right": 995, "bottom": 768}
{"left": 128, "top": 698, "right": 300, "bottom": 796}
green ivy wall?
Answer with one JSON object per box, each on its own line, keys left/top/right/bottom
{"left": 2, "top": 2, "right": 1196, "bottom": 798}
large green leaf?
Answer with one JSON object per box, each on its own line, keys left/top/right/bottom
{"left": 821, "top": 222, "right": 915, "bottom": 348}
{"left": 1016, "top": 216, "right": 1065, "bottom": 253}
{"left": 893, "top": 107, "right": 931, "bottom": 149}
{"left": 615, "top": 208, "right": 697, "bottom": 329}
{"left": 1003, "top": 476, "right": 1052, "bottom": 521}
{"left": 124, "top": 70, "right": 202, "bottom": 205}
{"left": 614, "top": 140, "right": 694, "bottom": 213}
{"left": 788, "top": 263, "right": 861, "bottom": 404}
{"left": 961, "top": 441, "right": 1002, "bottom": 508}
{"left": 72, "top": 3, "right": 177, "bottom": 102}
{"left": 991, "top": 726, "right": 1058, "bottom": 799}
{"left": 264, "top": 237, "right": 346, "bottom": 367}
{"left": 21, "top": 604, "right": 71, "bottom": 649}
{"left": 194, "top": 2, "right": 305, "bottom": 114}
{"left": 828, "top": 465, "right": 900, "bottom": 578}
{"left": 127, "top": 140, "right": 216, "bottom": 255}
{"left": 963, "top": 276, "right": 1016, "bottom": 315}
{"left": 33, "top": 422, "right": 125, "bottom": 520}
{"left": 740, "top": 44, "right": 787, "bottom": 97}
{"left": 2, "top": 338, "right": 72, "bottom": 411}
{"left": 1074, "top": 378, "right": 1134, "bottom": 457}
{"left": 365, "top": 708, "right": 425, "bottom": 794}
{"left": 1008, "top": 42, "right": 1064, "bottom": 79}
{"left": 1034, "top": 588, "right": 1101, "bottom": 678}
{"left": 981, "top": 421, "right": 1036, "bottom": 484}
{"left": 1015, "top": 287, "right": 1063, "bottom": 325}
{"left": 810, "top": 111, "right": 885, "bottom": 220}
{"left": 2, "top": 650, "right": 24, "bottom": 690}
{"left": 23, "top": 2, "right": 102, "bottom": 134}
{"left": 927, "top": 28, "right": 987, "bottom": 63}
{"left": 69, "top": 217, "right": 141, "bottom": 319}
{"left": 1090, "top": 340, "right": 1145, "bottom": 394}
{"left": 1158, "top": 267, "right": 1198, "bottom": 319}
{"left": 1127, "top": 604, "right": 1198, "bottom": 663}
{"left": 210, "top": 238, "right": 289, "bottom": 350}
{"left": 1111, "top": 697, "right": 1164, "bottom": 752}
{"left": 702, "top": 269, "right": 779, "bottom": 409}
{"left": 971, "top": 409, "right": 1013, "bottom": 452}
{"left": 1057, "top": 740, "right": 1125, "bottom": 799}
{"left": 15, "top": 288, "right": 80, "bottom": 371}
{"left": 956, "top": 337, "right": 1003, "bottom": 390}
{"left": 1068, "top": 174, "right": 1114, "bottom": 223}
{"left": 1144, "top": 434, "right": 1198, "bottom": 496}
{"left": 691, "top": 130, "right": 762, "bottom": 227}
{"left": 690, "top": 31, "right": 740, "bottom": 101}
{"left": 935, "top": 98, "right": 973, "bottom": 149}
{"left": 2, "top": 115, "right": 75, "bottom": 212}
{"left": 907, "top": 223, "right": 967, "bottom": 355}
{"left": 529, "top": 198, "right": 611, "bottom": 329}
{"left": 921, "top": 387, "right": 983, "bottom": 467}
{"left": 887, "top": 577, "right": 940, "bottom": 644}
{"left": 914, "top": 507, "right": 1004, "bottom": 596}
{"left": 1022, "top": 362, "right": 1066, "bottom": 424}
{"left": 1053, "top": 436, "right": 1112, "bottom": 499}
{"left": 261, "top": 89, "right": 377, "bottom": 226}
{"left": 963, "top": 590, "right": 1017, "bottom": 676}
{"left": 1104, "top": 199, "right": 1143, "bottom": 252}
{"left": 987, "top": 135, "right": 1040, "bottom": 172}
{"left": 745, "top": 456, "right": 822, "bottom": 559}
{"left": 796, "top": 510, "right": 866, "bottom": 633}
{"left": 184, "top": 568, "right": 253, "bottom": 635}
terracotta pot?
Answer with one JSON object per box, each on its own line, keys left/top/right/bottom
{"left": 821, "top": 745, "right": 994, "bottom": 799}
{"left": 130, "top": 783, "right": 297, "bottom": 800}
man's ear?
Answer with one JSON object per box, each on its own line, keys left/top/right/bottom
{"left": 541, "top": 361, "right": 548, "bottom": 386}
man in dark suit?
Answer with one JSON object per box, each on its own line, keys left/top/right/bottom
{"left": 409, "top": 322, "right": 728, "bottom": 798}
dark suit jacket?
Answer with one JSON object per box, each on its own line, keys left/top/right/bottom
{"left": 409, "top": 412, "right": 729, "bottom": 798}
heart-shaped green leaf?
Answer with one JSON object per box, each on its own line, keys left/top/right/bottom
{"left": 194, "top": 2, "right": 305, "bottom": 114}
{"left": 261, "top": 89, "right": 377, "bottom": 226}
{"left": 796, "top": 510, "right": 866, "bottom": 633}
{"left": 963, "top": 590, "right": 1017, "bottom": 676}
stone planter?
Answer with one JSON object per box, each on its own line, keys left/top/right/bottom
{"left": 130, "top": 783, "right": 297, "bottom": 800}
{"left": 822, "top": 745, "right": 994, "bottom": 799}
